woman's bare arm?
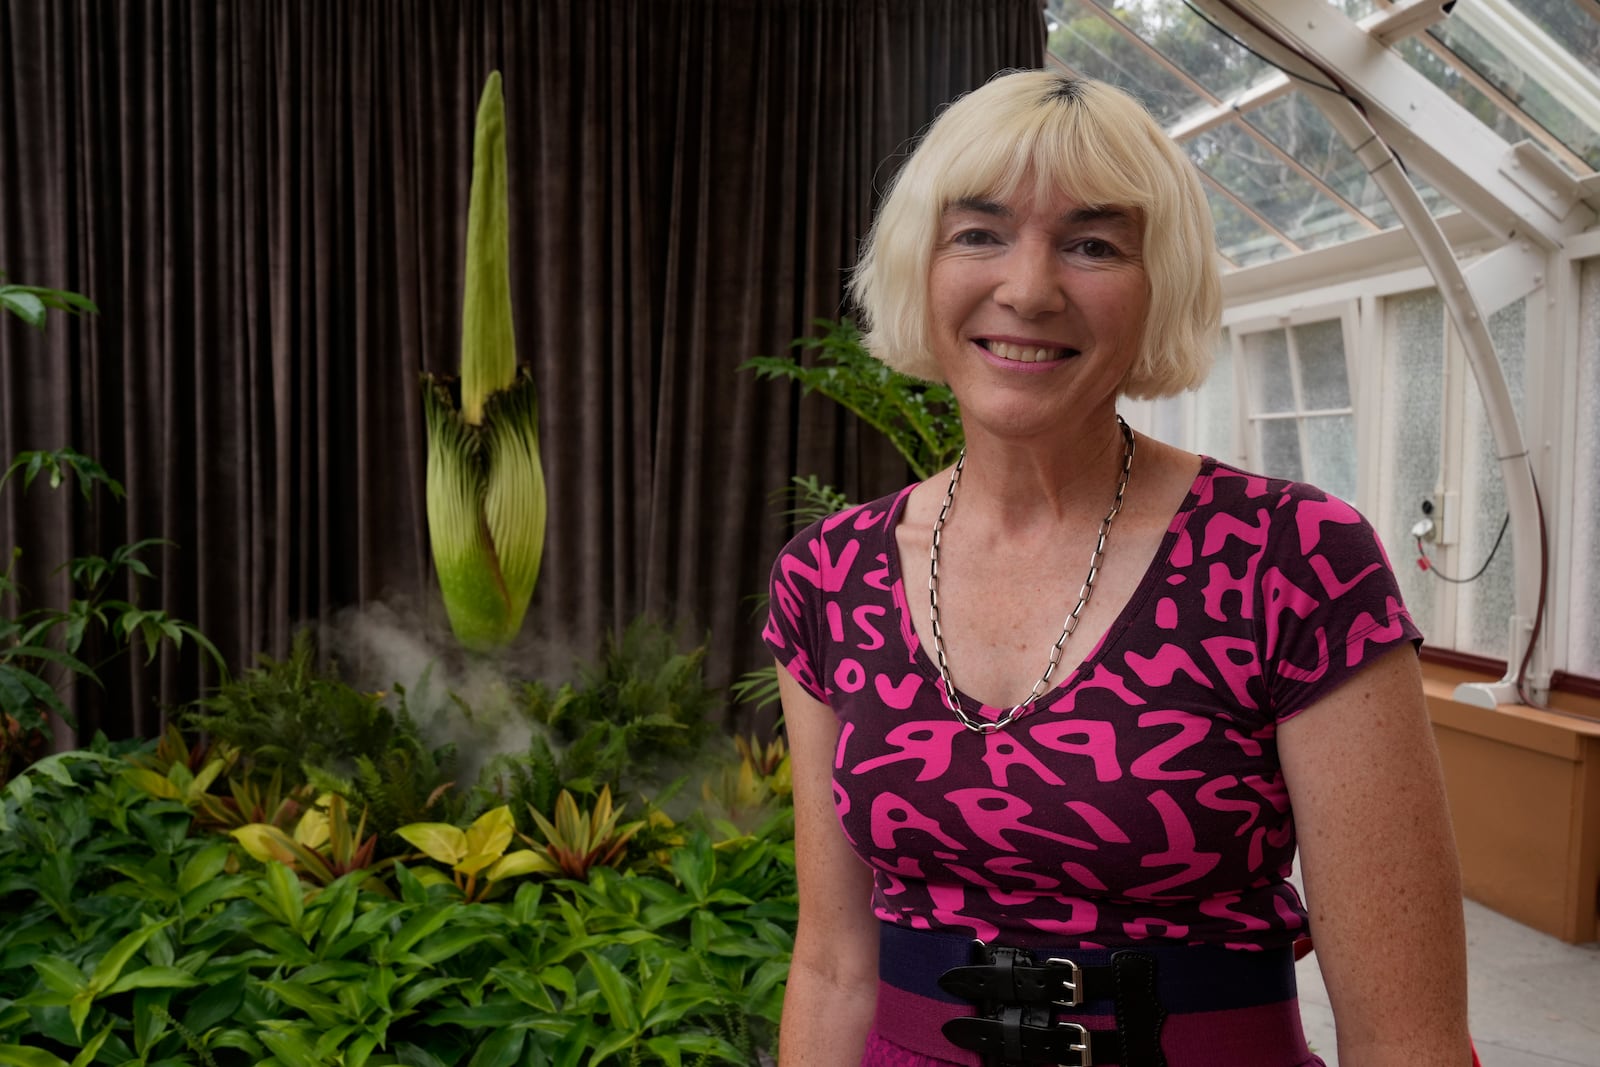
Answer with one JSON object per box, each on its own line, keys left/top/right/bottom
{"left": 1278, "top": 644, "right": 1472, "bottom": 1065}
{"left": 776, "top": 665, "right": 880, "bottom": 1066}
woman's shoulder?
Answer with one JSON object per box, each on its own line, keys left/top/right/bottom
{"left": 1191, "top": 458, "right": 1371, "bottom": 527}
{"left": 773, "top": 483, "right": 918, "bottom": 562}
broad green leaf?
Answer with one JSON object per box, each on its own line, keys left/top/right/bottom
{"left": 396, "top": 822, "right": 467, "bottom": 866}
{"left": 264, "top": 860, "right": 306, "bottom": 932}
{"left": 485, "top": 849, "right": 550, "bottom": 882}
{"left": 0, "top": 1046, "right": 69, "bottom": 1067}
{"left": 460, "top": 806, "right": 515, "bottom": 875}
{"left": 88, "top": 918, "right": 174, "bottom": 993}
{"left": 580, "top": 952, "right": 637, "bottom": 1032}
{"left": 466, "top": 1026, "right": 526, "bottom": 1067}
{"left": 182, "top": 970, "right": 246, "bottom": 1035}
{"left": 105, "top": 966, "right": 201, "bottom": 994}
{"left": 30, "top": 956, "right": 87, "bottom": 996}
{"left": 231, "top": 824, "right": 299, "bottom": 866}
{"left": 642, "top": 1037, "right": 682, "bottom": 1067}
{"left": 386, "top": 906, "right": 453, "bottom": 958}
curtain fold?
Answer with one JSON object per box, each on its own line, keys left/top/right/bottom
{"left": 0, "top": 0, "right": 1044, "bottom": 740}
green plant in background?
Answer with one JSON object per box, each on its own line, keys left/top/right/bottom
{"left": 0, "top": 448, "right": 224, "bottom": 785}
{"left": 737, "top": 318, "right": 966, "bottom": 712}
{"left": 0, "top": 272, "right": 97, "bottom": 329}
{"left": 0, "top": 740, "right": 794, "bottom": 1065}
{"left": 490, "top": 617, "right": 721, "bottom": 817}
{"left": 422, "top": 70, "right": 547, "bottom": 653}
{"left": 741, "top": 316, "right": 964, "bottom": 481}
{"left": 518, "top": 786, "right": 645, "bottom": 880}
{"left": 179, "top": 629, "right": 460, "bottom": 841}
{"left": 396, "top": 804, "right": 543, "bottom": 902}
{"left": 231, "top": 792, "right": 396, "bottom": 893}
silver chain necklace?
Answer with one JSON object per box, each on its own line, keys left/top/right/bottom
{"left": 928, "top": 416, "right": 1135, "bottom": 734}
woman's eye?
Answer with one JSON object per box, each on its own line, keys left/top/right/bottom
{"left": 951, "top": 228, "right": 998, "bottom": 246}
{"left": 1072, "top": 238, "right": 1118, "bottom": 258}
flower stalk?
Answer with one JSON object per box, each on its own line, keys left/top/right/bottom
{"left": 422, "top": 71, "right": 547, "bottom": 651}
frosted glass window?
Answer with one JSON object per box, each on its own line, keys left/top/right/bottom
{"left": 1295, "top": 320, "right": 1352, "bottom": 409}
{"left": 1303, "top": 415, "right": 1356, "bottom": 504}
{"left": 1193, "top": 330, "right": 1238, "bottom": 463}
{"left": 1455, "top": 300, "right": 1527, "bottom": 658}
{"left": 1244, "top": 330, "right": 1296, "bottom": 411}
{"left": 1570, "top": 261, "right": 1600, "bottom": 678}
{"left": 1262, "top": 419, "right": 1304, "bottom": 481}
{"left": 1379, "top": 291, "right": 1447, "bottom": 642}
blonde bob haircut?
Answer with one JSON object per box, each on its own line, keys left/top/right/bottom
{"left": 849, "top": 70, "right": 1221, "bottom": 399}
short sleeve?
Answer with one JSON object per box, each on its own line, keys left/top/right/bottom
{"left": 761, "top": 518, "right": 833, "bottom": 703}
{"left": 1256, "top": 485, "right": 1423, "bottom": 721}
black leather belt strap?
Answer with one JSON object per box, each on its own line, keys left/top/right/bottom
{"left": 939, "top": 942, "right": 1169, "bottom": 1067}
{"left": 942, "top": 1010, "right": 1117, "bottom": 1067}
{"left": 939, "top": 946, "right": 1117, "bottom": 1007}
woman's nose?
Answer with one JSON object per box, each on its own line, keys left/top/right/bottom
{"left": 993, "top": 242, "right": 1066, "bottom": 317}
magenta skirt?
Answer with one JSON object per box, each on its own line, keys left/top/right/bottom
{"left": 865, "top": 924, "right": 1327, "bottom": 1067}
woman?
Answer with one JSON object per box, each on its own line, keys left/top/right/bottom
{"left": 763, "top": 71, "right": 1470, "bottom": 1066}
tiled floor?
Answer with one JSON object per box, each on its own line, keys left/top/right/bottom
{"left": 1294, "top": 895, "right": 1600, "bottom": 1065}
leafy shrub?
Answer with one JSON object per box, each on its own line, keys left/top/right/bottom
{"left": 0, "top": 745, "right": 794, "bottom": 1065}
{"left": 1, "top": 449, "right": 223, "bottom": 786}
{"left": 179, "top": 630, "right": 462, "bottom": 840}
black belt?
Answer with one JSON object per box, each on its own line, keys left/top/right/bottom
{"left": 938, "top": 942, "right": 1167, "bottom": 1067}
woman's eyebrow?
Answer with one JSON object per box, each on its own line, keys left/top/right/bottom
{"left": 1064, "top": 206, "right": 1137, "bottom": 228}
{"left": 944, "top": 196, "right": 1010, "bottom": 218}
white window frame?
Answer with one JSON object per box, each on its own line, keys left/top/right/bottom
{"left": 1228, "top": 301, "right": 1364, "bottom": 510}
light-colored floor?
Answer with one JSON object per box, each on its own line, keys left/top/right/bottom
{"left": 1294, "top": 894, "right": 1600, "bottom": 1066}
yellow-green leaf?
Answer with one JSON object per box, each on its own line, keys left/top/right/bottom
{"left": 397, "top": 822, "right": 468, "bottom": 866}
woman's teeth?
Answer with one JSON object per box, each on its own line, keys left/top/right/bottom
{"left": 985, "top": 340, "right": 1067, "bottom": 363}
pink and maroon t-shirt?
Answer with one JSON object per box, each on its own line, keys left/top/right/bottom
{"left": 763, "top": 458, "right": 1420, "bottom": 952}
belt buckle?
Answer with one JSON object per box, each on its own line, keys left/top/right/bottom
{"left": 1053, "top": 1020, "right": 1091, "bottom": 1067}
{"left": 1044, "top": 955, "right": 1083, "bottom": 1008}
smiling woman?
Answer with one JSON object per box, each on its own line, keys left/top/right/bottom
{"left": 765, "top": 70, "right": 1472, "bottom": 1067}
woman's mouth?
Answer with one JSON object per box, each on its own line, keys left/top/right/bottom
{"left": 978, "top": 339, "right": 1075, "bottom": 363}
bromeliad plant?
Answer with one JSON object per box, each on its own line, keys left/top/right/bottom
{"left": 422, "top": 70, "right": 547, "bottom": 652}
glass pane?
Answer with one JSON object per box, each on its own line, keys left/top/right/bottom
{"left": 1379, "top": 290, "right": 1447, "bottom": 641}
{"left": 1193, "top": 330, "right": 1238, "bottom": 462}
{"left": 1085, "top": 0, "right": 1273, "bottom": 101}
{"left": 1456, "top": 299, "right": 1527, "bottom": 658}
{"left": 1293, "top": 320, "right": 1352, "bottom": 410}
{"left": 1571, "top": 260, "right": 1600, "bottom": 678}
{"left": 1259, "top": 419, "right": 1304, "bottom": 482}
{"left": 1244, "top": 94, "right": 1396, "bottom": 228}
{"left": 1326, "top": 0, "right": 1377, "bottom": 17}
{"left": 1186, "top": 120, "right": 1374, "bottom": 250}
{"left": 1243, "top": 329, "right": 1296, "bottom": 412}
{"left": 1393, "top": 37, "right": 1545, "bottom": 160}
{"left": 1303, "top": 414, "right": 1357, "bottom": 505}
{"left": 1044, "top": 0, "right": 1209, "bottom": 125}
{"left": 1430, "top": 10, "right": 1600, "bottom": 169}
{"left": 1203, "top": 185, "right": 1292, "bottom": 268}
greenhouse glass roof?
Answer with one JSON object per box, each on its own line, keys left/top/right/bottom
{"left": 1044, "top": 0, "right": 1600, "bottom": 268}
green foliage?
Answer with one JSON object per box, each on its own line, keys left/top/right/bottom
{"left": 180, "top": 631, "right": 461, "bottom": 838}
{"left": 1, "top": 448, "right": 224, "bottom": 782}
{"left": 0, "top": 748, "right": 793, "bottom": 1064}
{"left": 741, "top": 317, "right": 963, "bottom": 481}
{"left": 0, "top": 273, "right": 97, "bottom": 330}
{"left": 490, "top": 618, "right": 720, "bottom": 817}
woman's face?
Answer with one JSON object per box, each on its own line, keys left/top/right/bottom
{"left": 927, "top": 184, "right": 1149, "bottom": 440}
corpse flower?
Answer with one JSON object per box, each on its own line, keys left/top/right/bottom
{"left": 422, "top": 72, "right": 547, "bottom": 651}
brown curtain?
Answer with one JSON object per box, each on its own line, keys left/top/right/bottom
{"left": 0, "top": 0, "right": 1044, "bottom": 741}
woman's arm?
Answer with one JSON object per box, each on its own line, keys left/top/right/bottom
{"left": 776, "top": 666, "right": 880, "bottom": 1066}
{"left": 1277, "top": 644, "right": 1472, "bottom": 1066}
